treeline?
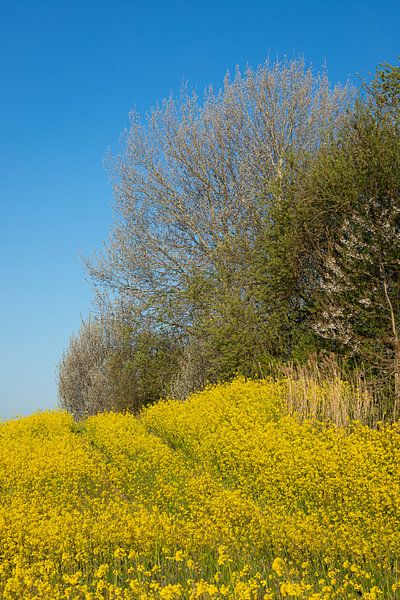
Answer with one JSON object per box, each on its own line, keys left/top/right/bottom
{"left": 58, "top": 58, "right": 400, "bottom": 419}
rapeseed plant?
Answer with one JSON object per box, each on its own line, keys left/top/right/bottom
{"left": 0, "top": 379, "right": 399, "bottom": 598}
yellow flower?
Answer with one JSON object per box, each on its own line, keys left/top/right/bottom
{"left": 174, "top": 550, "right": 185, "bottom": 562}
{"left": 113, "top": 547, "right": 126, "bottom": 559}
{"left": 272, "top": 557, "right": 286, "bottom": 577}
{"left": 95, "top": 564, "right": 109, "bottom": 579}
{"left": 217, "top": 545, "right": 231, "bottom": 566}
{"left": 280, "top": 581, "right": 307, "bottom": 597}
{"left": 160, "top": 583, "right": 184, "bottom": 599}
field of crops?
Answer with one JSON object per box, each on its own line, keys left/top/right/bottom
{"left": 0, "top": 378, "right": 399, "bottom": 599}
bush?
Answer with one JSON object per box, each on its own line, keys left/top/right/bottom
{"left": 58, "top": 314, "right": 182, "bottom": 418}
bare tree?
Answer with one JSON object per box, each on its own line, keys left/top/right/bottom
{"left": 88, "top": 58, "right": 351, "bottom": 336}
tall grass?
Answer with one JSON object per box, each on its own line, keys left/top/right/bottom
{"left": 259, "top": 353, "right": 392, "bottom": 426}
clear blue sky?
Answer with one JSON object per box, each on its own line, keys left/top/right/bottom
{"left": 0, "top": 0, "right": 398, "bottom": 419}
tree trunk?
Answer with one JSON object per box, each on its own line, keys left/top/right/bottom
{"left": 394, "top": 340, "right": 400, "bottom": 421}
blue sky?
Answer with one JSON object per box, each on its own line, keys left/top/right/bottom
{"left": 0, "top": 0, "right": 399, "bottom": 419}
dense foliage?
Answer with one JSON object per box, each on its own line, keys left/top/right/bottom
{"left": 58, "top": 58, "right": 400, "bottom": 419}
{"left": 1, "top": 379, "right": 400, "bottom": 598}
{"left": 59, "top": 316, "right": 182, "bottom": 417}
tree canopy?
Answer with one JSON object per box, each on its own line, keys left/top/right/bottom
{"left": 59, "top": 58, "right": 400, "bottom": 418}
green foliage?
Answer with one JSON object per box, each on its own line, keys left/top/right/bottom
{"left": 263, "top": 61, "right": 400, "bottom": 399}
{"left": 58, "top": 316, "right": 182, "bottom": 418}
{"left": 369, "top": 59, "right": 400, "bottom": 115}
{"left": 59, "top": 59, "right": 400, "bottom": 417}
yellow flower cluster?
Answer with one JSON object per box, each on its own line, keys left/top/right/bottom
{"left": 0, "top": 378, "right": 399, "bottom": 598}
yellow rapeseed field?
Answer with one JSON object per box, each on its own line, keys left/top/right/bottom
{"left": 0, "top": 378, "right": 399, "bottom": 599}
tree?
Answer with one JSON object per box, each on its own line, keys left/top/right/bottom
{"left": 87, "top": 58, "right": 350, "bottom": 391}
{"left": 58, "top": 311, "right": 182, "bottom": 418}
{"left": 309, "top": 65, "right": 400, "bottom": 413}
{"left": 368, "top": 60, "right": 400, "bottom": 117}
{"left": 58, "top": 318, "right": 112, "bottom": 418}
